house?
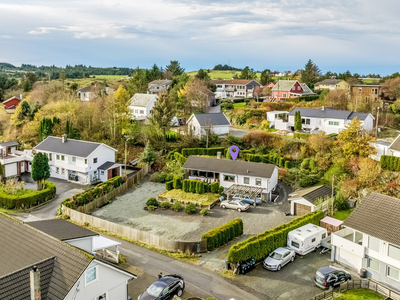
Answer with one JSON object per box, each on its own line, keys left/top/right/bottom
{"left": 190, "top": 89, "right": 218, "bottom": 113}
{"left": 211, "top": 79, "right": 261, "bottom": 99}
{"left": 182, "top": 156, "right": 279, "bottom": 201}
{"left": 315, "top": 79, "right": 350, "bottom": 91}
{"left": 331, "top": 193, "right": 400, "bottom": 290}
{"left": 269, "top": 107, "right": 375, "bottom": 134}
{"left": 128, "top": 93, "right": 158, "bottom": 122}
{"left": 186, "top": 113, "right": 230, "bottom": 138}
{"left": 33, "top": 135, "right": 122, "bottom": 184}
{"left": 0, "top": 141, "right": 32, "bottom": 178}
{"left": 77, "top": 86, "right": 113, "bottom": 101}
{"left": 0, "top": 213, "right": 135, "bottom": 300}
{"left": 266, "top": 111, "right": 289, "bottom": 130}
{"left": 270, "top": 80, "right": 316, "bottom": 101}
{"left": 148, "top": 79, "right": 172, "bottom": 94}
{"left": 289, "top": 185, "right": 333, "bottom": 216}
{"left": 370, "top": 141, "right": 391, "bottom": 161}
{"left": 387, "top": 134, "right": 400, "bottom": 157}
{"left": 350, "top": 85, "right": 385, "bottom": 103}
{"left": 3, "top": 94, "right": 22, "bottom": 113}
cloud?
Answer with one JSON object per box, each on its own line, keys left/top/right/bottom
{"left": 0, "top": 35, "right": 13, "bottom": 39}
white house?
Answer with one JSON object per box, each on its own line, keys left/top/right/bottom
{"left": 0, "top": 141, "right": 33, "bottom": 178}
{"left": 331, "top": 193, "right": 400, "bottom": 291}
{"left": 148, "top": 79, "right": 171, "bottom": 94}
{"left": 211, "top": 79, "right": 261, "bottom": 99}
{"left": 34, "top": 135, "right": 122, "bottom": 184}
{"left": 128, "top": 93, "right": 158, "bottom": 122}
{"left": 182, "top": 156, "right": 279, "bottom": 201}
{"left": 370, "top": 141, "right": 391, "bottom": 161}
{"left": 266, "top": 111, "right": 289, "bottom": 130}
{"left": 0, "top": 214, "right": 135, "bottom": 300}
{"left": 186, "top": 113, "right": 230, "bottom": 138}
{"left": 77, "top": 86, "right": 113, "bottom": 101}
{"left": 269, "top": 107, "right": 375, "bottom": 134}
{"left": 289, "top": 185, "right": 333, "bottom": 216}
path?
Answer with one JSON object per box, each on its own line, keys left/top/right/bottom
{"left": 229, "top": 127, "right": 250, "bottom": 138}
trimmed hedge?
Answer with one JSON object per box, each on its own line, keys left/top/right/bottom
{"left": 262, "top": 154, "right": 288, "bottom": 168}
{"left": 245, "top": 154, "right": 262, "bottom": 162}
{"left": 285, "top": 95, "right": 319, "bottom": 103}
{"left": 202, "top": 219, "right": 243, "bottom": 251}
{"left": 182, "top": 147, "right": 225, "bottom": 156}
{"left": 62, "top": 176, "right": 124, "bottom": 209}
{"left": 0, "top": 181, "right": 56, "bottom": 209}
{"left": 227, "top": 210, "right": 324, "bottom": 263}
{"left": 381, "top": 155, "right": 400, "bottom": 171}
{"left": 166, "top": 181, "right": 173, "bottom": 191}
{"left": 174, "top": 152, "right": 187, "bottom": 165}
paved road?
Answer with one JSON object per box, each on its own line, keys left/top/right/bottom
{"left": 104, "top": 234, "right": 263, "bottom": 300}
{"left": 229, "top": 127, "right": 250, "bottom": 138}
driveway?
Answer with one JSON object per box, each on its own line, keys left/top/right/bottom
{"left": 229, "top": 127, "right": 250, "bottom": 138}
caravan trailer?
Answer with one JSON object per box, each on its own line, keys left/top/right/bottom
{"left": 287, "top": 224, "right": 327, "bottom": 255}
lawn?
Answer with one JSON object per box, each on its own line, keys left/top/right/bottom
{"left": 333, "top": 209, "right": 354, "bottom": 221}
{"left": 334, "top": 289, "right": 385, "bottom": 299}
{"left": 361, "top": 78, "right": 382, "bottom": 84}
{"left": 0, "top": 207, "right": 17, "bottom": 214}
{"left": 233, "top": 102, "right": 247, "bottom": 108}
{"left": 90, "top": 75, "right": 129, "bottom": 79}
{"left": 158, "top": 189, "right": 219, "bottom": 206}
{"left": 186, "top": 70, "right": 262, "bottom": 80}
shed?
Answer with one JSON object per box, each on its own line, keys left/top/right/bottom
{"left": 320, "top": 216, "right": 343, "bottom": 234}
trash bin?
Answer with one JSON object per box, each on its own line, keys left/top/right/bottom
{"left": 226, "top": 260, "right": 230, "bottom": 270}
{"left": 360, "top": 268, "right": 367, "bottom": 278}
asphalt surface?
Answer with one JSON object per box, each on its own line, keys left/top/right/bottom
{"left": 228, "top": 127, "right": 250, "bottom": 138}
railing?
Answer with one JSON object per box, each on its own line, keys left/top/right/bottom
{"left": 95, "top": 248, "right": 119, "bottom": 264}
{"left": 310, "top": 279, "right": 400, "bottom": 300}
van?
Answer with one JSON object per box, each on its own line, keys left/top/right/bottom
{"left": 287, "top": 224, "right": 327, "bottom": 255}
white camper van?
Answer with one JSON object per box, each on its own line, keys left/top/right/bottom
{"left": 287, "top": 224, "right": 327, "bottom": 255}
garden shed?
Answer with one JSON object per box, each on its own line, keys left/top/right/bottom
{"left": 320, "top": 216, "right": 343, "bottom": 234}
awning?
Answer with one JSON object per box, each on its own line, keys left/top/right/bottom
{"left": 224, "top": 184, "right": 265, "bottom": 199}
{"left": 92, "top": 235, "right": 121, "bottom": 251}
{"left": 98, "top": 161, "right": 123, "bottom": 171}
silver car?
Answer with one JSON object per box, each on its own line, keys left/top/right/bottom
{"left": 220, "top": 200, "right": 250, "bottom": 212}
{"left": 263, "top": 247, "right": 295, "bottom": 271}
{"left": 232, "top": 194, "right": 262, "bottom": 205}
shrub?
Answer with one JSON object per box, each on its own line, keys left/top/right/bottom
{"left": 201, "top": 219, "right": 243, "bottom": 251}
{"left": 219, "top": 186, "right": 225, "bottom": 195}
{"left": 171, "top": 202, "right": 183, "bottom": 212}
{"left": 147, "top": 205, "right": 156, "bottom": 211}
{"left": 185, "top": 203, "right": 197, "bottom": 214}
{"left": 160, "top": 201, "right": 171, "bottom": 209}
{"left": 221, "top": 103, "right": 233, "bottom": 110}
{"left": 210, "top": 182, "right": 220, "bottom": 193}
{"left": 293, "top": 132, "right": 312, "bottom": 139}
{"left": 174, "top": 152, "right": 187, "bottom": 165}
{"left": 181, "top": 147, "right": 225, "bottom": 156}
{"left": 166, "top": 181, "right": 173, "bottom": 191}
{"left": 173, "top": 176, "right": 182, "bottom": 189}
{"left": 150, "top": 172, "right": 160, "bottom": 182}
{"left": 196, "top": 181, "right": 205, "bottom": 194}
{"left": 284, "top": 161, "right": 290, "bottom": 168}
{"left": 146, "top": 197, "right": 158, "bottom": 207}
{"left": 200, "top": 209, "right": 208, "bottom": 216}
{"left": 381, "top": 155, "right": 400, "bottom": 171}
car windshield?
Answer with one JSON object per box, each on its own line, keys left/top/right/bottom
{"left": 239, "top": 201, "right": 247, "bottom": 206}
{"left": 146, "top": 282, "right": 165, "bottom": 297}
{"left": 269, "top": 252, "right": 282, "bottom": 260}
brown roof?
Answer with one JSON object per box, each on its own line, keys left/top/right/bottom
{"left": 182, "top": 156, "right": 277, "bottom": 178}
{"left": 0, "top": 214, "right": 92, "bottom": 299}
{"left": 388, "top": 134, "right": 400, "bottom": 152}
{"left": 211, "top": 79, "right": 255, "bottom": 85}
{"left": 344, "top": 193, "right": 400, "bottom": 246}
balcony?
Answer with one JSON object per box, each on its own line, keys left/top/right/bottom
{"left": 331, "top": 227, "right": 365, "bottom": 257}
{"left": 0, "top": 150, "right": 33, "bottom": 165}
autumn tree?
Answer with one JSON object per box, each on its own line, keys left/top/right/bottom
{"left": 382, "top": 77, "right": 400, "bottom": 100}
{"left": 178, "top": 78, "right": 210, "bottom": 113}
{"left": 166, "top": 61, "right": 185, "bottom": 77}
{"left": 263, "top": 86, "right": 272, "bottom": 97}
{"left": 325, "top": 89, "right": 349, "bottom": 110}
{"left": 337, "top": 118, "right": 376, "bottom": 158}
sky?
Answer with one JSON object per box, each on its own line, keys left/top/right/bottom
{"left": 0, "top": 0, "right": 400, "bottom": 75}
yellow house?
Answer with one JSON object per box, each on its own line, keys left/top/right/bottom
{"left": 315, "top": 79, "right": 350, "bottom": 91}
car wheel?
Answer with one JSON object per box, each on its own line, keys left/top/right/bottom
{"left": 177, "top": 289, "right": 183, "bottom": 297}
{"left": 277, "top": 265, "right": 281, "bottom": 271}
{"left": 291, "top": 256, "right": 294, "bottom": 262}
{"left": 222, "top": 205, "right": 226, "bottom": 209}
{"left": 237, "top": 208, "right": 242, "bottom": 212}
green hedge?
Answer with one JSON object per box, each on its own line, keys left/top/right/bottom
{"left": 0, "top": 181, "right": 56, "bottom": 209}
{"left": 202, "top": 219, "right": 243, "bottom": 251}
{"left": 182, "top": 147, "right": 225, "bottom": 156}
{"left": 174, "top": 152, "right": 187, "bottom": 165}
{"left": 381, "top": 155, "right": 400, "bottom": 171}
{"left": 294, "top": 132, "right": 312, "bottom": 139}
{"left": 62, "top": 176, "right": 124, "bottom": 209}
{"left": 227, "top": 210, "right": 324, "bottom": 263}
{"left": 262, "top": 154, "right": 288, "bottom": 168}
{"left": 285, "top": 95, "right": 319, "bottom": 103}
{"left": 166, "top": 181, "right": 173, "bottom": 191}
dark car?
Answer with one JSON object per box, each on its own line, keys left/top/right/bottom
{"left": 138, "top": 275, "right": 185, "bottom": 300}
{"left": 314, "top": 266, "right": 351, "bottom": 290}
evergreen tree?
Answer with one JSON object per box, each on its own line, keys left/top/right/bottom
{"left": 127, "top": 67, "right": 149, "bottom": 96}
{"left": 294, "top": 111, "right": 302, "bottom": 131}
{"left": 165, "top": 61, "right": 185, "bottom": 77}
{"left": 240, "top": 66, "right": 257, "bottom": 80}
{"left": 139, "top": 141, "right": 158, "bottom": 165}
{"left": 31, "top": 152, "right": 50, "bottom": 190}
{"left": 260, "top": 69, "right": 271, "bottom": 85}
{"left": 195, "top": 69, "right": 211, "bottom": 81}
{"left": 301, "top": 59, "right": 321, "bottom": 85}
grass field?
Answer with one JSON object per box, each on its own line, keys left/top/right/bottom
{"left": 233, "top": 102, "right": 247, "bottom": 108}
{"left": 158, "top": 189, "right": 219, "bottom": 206}
{"left": 187, "top": 69, "right": 292, "bottom": 81}
{"left": 334, "top": 289, "right": 385, "bottom": 299}
{"left": 90, "top": 75, "right": 130, "bottom": 79}
{"left": 361, "top": 78, "right": 382, "bottom": 84}
{"left": 333, "top": 209, "right": 354, "bottom": 221}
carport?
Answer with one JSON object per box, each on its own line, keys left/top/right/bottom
{"left": 224, "top": 184, "right": 265, "bottom": 206}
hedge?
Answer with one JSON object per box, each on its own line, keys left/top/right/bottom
{"left": 0, "top": 181, "right": 56, "bottom": 209}
{"left": 262, "top": 154, "right": 288, "bottom": 168}
{"left": 227, "top": 210, "right": 324, "bottom": 263}
{"left": 381, "top": 155, "right": 400, "bottom": 171}
{"left": 245, "top": 154, "right": 262, "bottom": 162}
{"left": 62, "top": 176, "right": 124, "bottom": 209}
{"left": 166, "top": 181, "right": 173, "bottom": 191}
{"left": 285, "top": 95, "right": 319, "bottom": 103}
{"left": 181, "top": 147, "right": 225, "bottom": 156}
{"left": 173, "top": 175, "right": 182, "bottom": 189}
{"left": 202, "top": 218, "right": 243, "bottom": 251}
{"left": 294, "top": 132, "right": 312, "bottom": 139}
{"left": 174, "top": 152, "right": 187, "bottom": 165}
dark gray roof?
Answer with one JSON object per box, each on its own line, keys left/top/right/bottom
{"left": 98, "top": 161, "right": 122, "bottom": 170}
{"left": 344, "top": 193, "right": 400, "bottom": 247}
{"left": 34, "top": 136, "right": 113, "bottom": 157}
{"left": 76, "top": 86, "right": 92, "bottom": 93}
{"left": 191, "top": 113, "right": 230, "bottom": 126}
{"left": 182, "top": 156, "right": 277, "bottom": 178}
{"left": 347, "top": 112, "right": 371, "bottom": 121}
{"left": 289, "top": 107, "right": 370, "bottom": 121}
{"left": 28, "top": 219, "right": 98, "bottom": 241}
{"left": 315, "top": 79, "right": 342, "bottom": 86}
{"left": 149, "top": 79, "right": 172, "bottom": 86}
{"left": 301, "top": 185, "right": 333, "bottom": 204}
{"left": 0, "top": 214, "right": 92, "bottom": 299}
{"left": 0, "top": 140, "right": 19, "bottom": 147}
{"left": 389, "top": 135, "right": 400, "bottom": 152}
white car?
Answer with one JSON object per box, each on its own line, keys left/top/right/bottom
{"left": 220, "top": 200, "right": 250, "bottom": 212}
{"left": 263, "top": 247, "right": 295, "bottom": 271}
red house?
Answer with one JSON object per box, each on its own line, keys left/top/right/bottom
{"left": 270, "top": 80, "right": 316, "bottom": 101}
{"left": 3, "top": 95, "right": 22, "bottom": 113}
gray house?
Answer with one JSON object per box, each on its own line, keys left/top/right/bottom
{"left": 148, "top": 80, "right": 172, "bottom": 94}
{"left": 186, "top": 113, "right": 231, "bottom": 138}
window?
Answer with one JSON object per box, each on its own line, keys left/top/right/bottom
{"left": 312, "top": 238, "right": 316, "bottom": 242}
{"left": 345, "top": 85, "right": 349, "bottom": 89}
{"left": 223, "top": 175, "right": 235, "bottom": 182}
{"left": 298, "top": 86, "right": 301, "bottom": 91}
{"left": 255, "top": 178, "right": 262, "bottom": 186}
{"left": 140, "top": 110, "right": 144, "bottom": 114}
{"left": 85, "top": 267, "right": 97, "bottom": 284}
{"left": 85, "top": 159, "right": 87, "bottom": 164}
{"left": 56, "top": 154, "right": 60, "bottom": 160}
{"left": 49, "top": 153, "right": 52, "bottom": 161}
{"left": 93, "top": 158, "right": 98, "bottom": 164}
{"left": 302, "top": 118, "right": 310, "bottom": 125}
{"left": 101, "top": 170, "right": 105, "bottom": 175}
{"left": 61, "top": 155, "right": 65, "bottom": 161}
{"left": 322, "top": 233, "right": 326, "bottom": 239}
{"left": 244, "top": 177, "right": 250, "bottom": 184}
{"left": 355, "top": 231, "right": 363, "bottom": 245}
{"left": 56, "top": 167, "right": 59, "bottom": 174}
{"left": 336, "top": 85, "right": 340, "bottom": 88}
{"left": 388, "top": 244, "right": 400, "bottom": 261}
{"left": 72, "top": 157, "right": 76, "bottom": 162}
{"left": 291, "top": 241, "right": 299, "bottom": 248}
{"left": 368, "top": 258, "right": 380, "bottom": 272}
{"left": 368, "top": 236, "right": 380, "bottom": 252}
{"left": 61, "top": 168, "right": 65, "bottom": 175}
{"left": 372, "top": 88, "right": 378, "bottom": 95}
{"left": 329, "top": 121, "right": 340, "bottom": 126}
{"left": 358, "top": 88, "right": 362, "bottom": 93}
{"left": 387, "top": 266, "right": 400, "bottom": 280}
{"left": 282, "top": 93, "right": 287, "bottom": 98}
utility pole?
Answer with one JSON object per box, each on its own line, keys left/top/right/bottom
{"left": 376, "top": 107, "right": 380, "bottom": 137}
{"left": 124, "top": 140, "right": 127, "bottom": 176}
{"left": 331, "top": 175, "right": 335, "bottom": 198}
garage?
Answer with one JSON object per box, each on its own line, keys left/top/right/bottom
{"left": 294, "top": 202, "right": 312, "bottom": 216}
{"left": 336, "top": 248, "right": 363, "bottom": 271}
{"left": 5, "top": 163, "right": 18, "bottom": 177}
{"left": 289, "top": 185, "right": 333, "bottom": 216}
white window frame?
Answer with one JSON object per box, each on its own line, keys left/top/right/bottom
{"left": 56, "top": 154, "right": 60, "bottom": 160}
{"left": 49, "top": 153, "right": 52, "bottom": 161}
{"left": 368, "top": 236, "right": 380, "bottom": 252}
{"left": 85, "top": 266, "right": 98, "bottom": 286}
{"left": 61, "top": 168, "right": 65, "bottom": 175}
{"left": 72, "top": 156, "right": 76, "bottom": 163}
{"left": 358, "top": 88, "right": 362, "bottom": 93}
{"left": 367, "top": 257, "right": 380, "bottom": 272}
{"left": 243, "top": 177, "right": 250, "bottom": 184}
{"left": 282, "top": 93, "right": 287, "bottom": 98}
{"left": 93, "top": 158, "right": 98, "bottom": 164}
{"left": 56, "top": 167, "right": 60, "bottom": 174}
{"left": 255, "top": 178, "right": 262, "bottom": 186}
{"left": 388, "top": 244, "right": 400, "bottom": 261}
{"left": 61, "top": 155, "right": 65, "bottom": 161}
{"left": 387, "top": 265, "right": 400, "bottom": 281}
{"left": 101, "top": 170, "right": 105, "bottom": 176}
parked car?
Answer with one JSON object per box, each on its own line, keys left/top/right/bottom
{"left": 138, "top": 274, "right": 185, "bottom": 300}
{"left": 232, "top": 194, "right": 261, "bottom": 205}
{"left": 263, "top": 247, "right": 295, "bottom": 271}
{"left": 220, "top": 200, "right": 250, "bottom": 212}
{"left": 314, "top": 266, "right": 351, "bottom": 290}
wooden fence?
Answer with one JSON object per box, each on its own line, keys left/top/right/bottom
{"left": 310, "top": 279, "right": 400, "bottom": 300}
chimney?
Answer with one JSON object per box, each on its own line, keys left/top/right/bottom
{"left": 217, "top": 151, "right": 222, "bottom": 159}
{"left": 62, "top": 134, "right": 67, "bottom": 143}
{"left": 20, "top": 94, "right": 23, "bottom": 100}
{"left": 321, "top": 106, "right": 325, "bottom": 111}
{"left": 30, "top": 266, "right": 41, "bottom": 300}
{"left": 247, "top": 169, "right": 249, "bottom": 173}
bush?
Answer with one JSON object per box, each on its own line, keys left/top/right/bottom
{"left": 294, "top": 132, "right": 312, "bottom": 139}
{"left": 227, "top": 211, "right": 324, "bottom": 263}
{"left": 284, "top": 161, "right": 291, "bottom": 168}
{"left": 196, "top": 181, "right": 205, "bottom": 194}
{"left": 160, "top": 201, "right": 171, "bottom": 209}
{"left": 200, "top": 209, "right": 208, "bottom": 216}
{"left": 381, "top": 155, "right": 400, "bottom": 171}
{"left": 181, "top": 147, "right": 225, "bottom": 157}
{"left": 166, "top": 181, "right": 173, "bottom": 191}
{"left": 221, "top": 103, "right": 233, "bottom": 110}
{"left": 174, "top": 152, "right": 187, "bottom": 165}
{"left": 150, "top": 172, "right": 160, "bottom": 182}
{"left": 202, "top": 219, "right": 243, "bottom": 251}
{"left": 147, "top": 205, "right": 156, "bottom": 211}
{"left": 210, "top": 182, "right": 220, "bottom": 193}
{"left": 173, "top": 175, "right": 182, "bottom": 189}
{"left": 171, "top": 202, "right": 183, "bottom": 212}
{"left": 185, "top": 203, "right": 197, "bottom": 215}
{"left": 219, "top": 186, "right": 225, "bottom": 195}
{"left": 146, "top": 197, "right": 158, "bottom": 207}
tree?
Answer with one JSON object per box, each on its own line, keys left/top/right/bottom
{"left": 59, "top": 70, "right": 66, "bottom": 89}
{"left": 148, "top": 93, "right": 176, "bottom": 153}
{"left": 31, "top": 152, "right": 50, "bottom": 190}
{"left": 263, "top": 86, "right": 272, "bottom": 97}
{"left": 165, "top": 61, "right": 185, "bottom": 77}
{"left": 294, "top": 111, "right": 302, "bottom": 131}
{"left": 139, "top": 141, "right": 158, "bottom": 165}
{"left": 109, "top": 85, "right": 131, "bottom": 140}
{"left": 315, "top": 196, "right": 337, "bottom": 217}
{"left": 382, "top": 77, "right": 400, "bottom": 100}
{"left": 127, "top": 67, "right": 149, "bottom": 96}
{"left": 301, "top": 59, "right": 321, "bottom": 85}
{"left": 70, "top": 83, "right": 78, "bottom": 92}
{"left": 325, "top": 89, "right": 349, "bottom": 110}
{"left": 0, "top": 74, "right": 18, "bottom": 102}
{"left": 260, "top": 69, "right": 271, "bottom": 85}
{"left": 178, "top": 78, "right": 210, "bottom": 113}
{"left": 195, "top": 69, "right": 210, "bottom": 81}
{"left": 240, "top": 66, "right": 257, "bottom": 80}
{"left": 147, "top": 64, "right": 163, "bottom": 82}
{"left": 337, "top": 118, "right": 376, "bottom": 158}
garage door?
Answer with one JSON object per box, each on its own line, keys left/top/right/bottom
{"left": 294, "top": 202, "right": 312, "bottom": 216}
{"left": 336, "top": 248, "right": 363, "bottom": 271}
{"left": 5, "top": 163, "right": 18, "bottom": 177}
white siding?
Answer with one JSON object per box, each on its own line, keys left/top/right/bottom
{"left": 66, "top": 237, "right": 94, "bottom": 253}
{"left": 5, "top": 163, "right": 18, "bottom": 177}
